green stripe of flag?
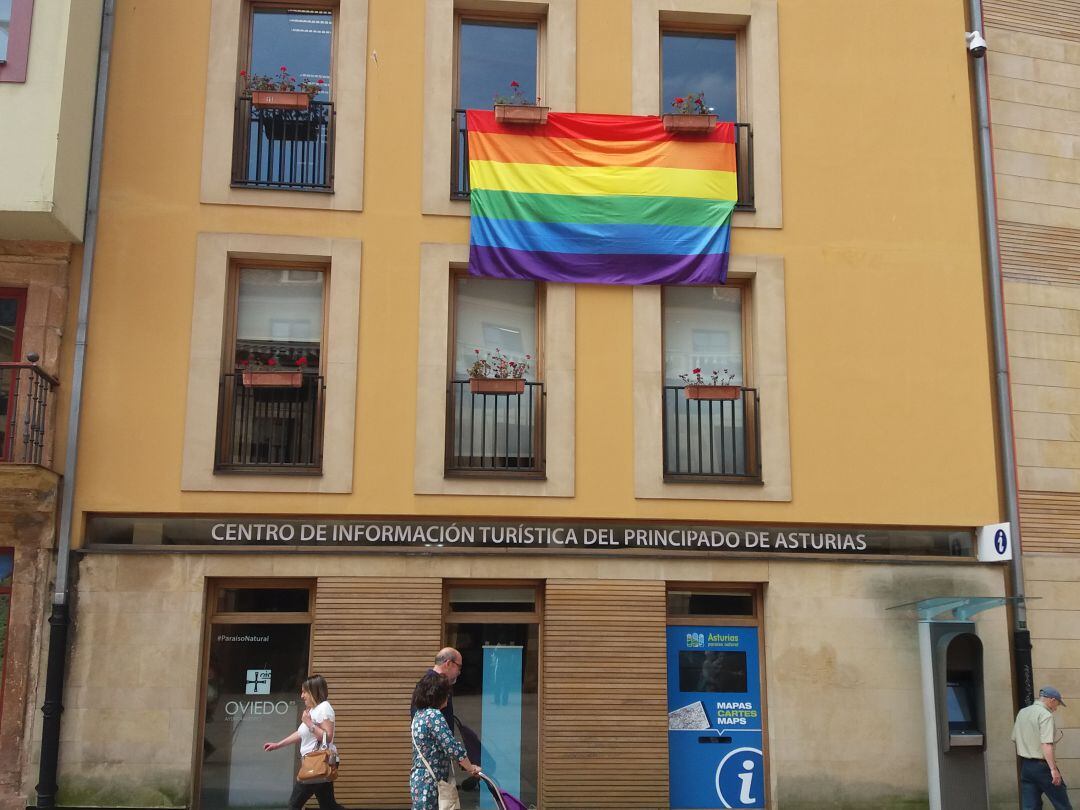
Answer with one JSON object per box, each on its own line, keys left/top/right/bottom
{"left": 471, "top": 189, "right": 735, "bottom": 227}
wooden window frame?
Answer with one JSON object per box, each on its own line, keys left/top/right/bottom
{"left": 660, "top": 280, "right": 759, "bottom": 484}
{"left": 0, "top": 0, "right": 33, "bottom": 83}
{"left": 0, "top": 288, "right": 27, "bottom": 462}
{"left": 239, "top": 1, "right": 340, "bottom": 100}
{"left": 444, "top": 268, "right": 547, "bottom": 479}
{"left": 665, "top": 582, "right": 760, "bottom": 627}
{"left": 659, "top": 23, "right": 748, "bottom": 121}
{"left": 444, "top": 579, "right": 544, "bottom": 625}
{"left": 192, "top": 578, "right": 316, "bottom": 801}
{"left": 452, "top": 11, "right": 546, "bottom": 111}
{"left": 215, "top": 259, "right": 330, "bottom": 474}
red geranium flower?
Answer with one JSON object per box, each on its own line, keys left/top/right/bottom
{"left": 240, "top": 70, "right": 247, "bottom": 76}
{"left": 675, "top": 97, "right": 684, "bottom": 103}
{"left": 296, "top": 356, "right": 309, "bottom": 367}
{"left": 510, "top": 80, "right": 520, "bottom": 87}
{"left": 268, "top": 356, "right": 279, "bottom": 367}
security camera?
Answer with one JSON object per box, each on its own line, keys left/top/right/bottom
{"left": 965, "top": 31, "right": 987, "bottom": 58}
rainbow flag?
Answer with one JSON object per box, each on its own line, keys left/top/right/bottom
{"left": 466, "top": 110, "right": 737, "bottom": 285}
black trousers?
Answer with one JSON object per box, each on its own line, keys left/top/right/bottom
{"left": 288, "top": 779, "right": 344, "bottom": 810}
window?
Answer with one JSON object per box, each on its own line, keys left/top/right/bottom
{"left": 0, "top": 549, "right": 11, "bottom": 727}
{"left": 452, "top": 16, "right": 540, "bottom": 199}
{"left": 198, "top": 580, "right": 314, "bottom": 809}
{"left": 660, "top": 31, "right": 739, "bottom": 120}
{"left": 0, "top": 0, "right": 31, "bottom": 83}
{"left": 216, "top": 264, "right": 327, "bottom": 472}
{"left": 662, "top": 284, "right": 760, "bottom": 481}
{"left": 447, "top": 275, "right": 543, "bottom": 476}
{"left": 444, "top": 583, "right": 541, "bottom": 810}
{"left": 233, "top": 4, "right": 336, "bottom": 190}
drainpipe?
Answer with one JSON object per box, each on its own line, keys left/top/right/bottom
{"left": 965, "top": 0, "right": 1034, "bottom": 709}
{"left": 35, "top": 0, "right": 115, "bottom": 805}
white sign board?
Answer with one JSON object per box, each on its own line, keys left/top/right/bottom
{"left": 977, "top": 522, "right": 1012, "bottom": 562}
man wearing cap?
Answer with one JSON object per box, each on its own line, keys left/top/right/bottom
{"left": 1011, "top": 686, "right": 1072, "bottom": 809}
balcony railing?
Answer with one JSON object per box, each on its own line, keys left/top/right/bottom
{"left": 232, "top": 97, "right": 335, "bottom": 191}
{"left": 662, "top": 386, "right": 761, "bottom": 482}
{"left": 452, "top": 109, "right": 755, "bottom": 210}
{"left": 215, "top": 372, "right": 326, "bottom": 473}
{"left": 446, "top": 380, "right": 545, "bottom": 476}
{"left": 0, "top": 356, "right": 58, "bottom": 465}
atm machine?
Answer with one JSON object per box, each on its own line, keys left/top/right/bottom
{"left": 666, "top": 626, "right": 765, "bottom": 809}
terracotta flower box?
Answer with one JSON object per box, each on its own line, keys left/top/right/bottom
{"left": 470, "top": 377, "right": 526, "bottom": 395}
{"left": 494, "top": 104, "right": 549, "bottom": 125}
{"left": 662, "top": 113, "right": 717, "bottom": 134}
{"left": 242, "top": 370, "right": 304, "bottom": 388}
{"left": 252, "top": 90, "right": 311, "bottom": 110}
{"left": 684, "top": 384, "right": 740, "bottom": 401}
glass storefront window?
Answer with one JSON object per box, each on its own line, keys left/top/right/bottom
{"left": 667, "top": 590, "right": 755, "bottom": 617}
{"left": 199, "top": 584, "right": 313, "bottom": 809}
{"left": 446, "top": 585, "right": 540, "bottom": 810}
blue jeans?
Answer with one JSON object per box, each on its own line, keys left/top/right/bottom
{"left": 1021, "top": 758, "right": 1072, "bottom": 810}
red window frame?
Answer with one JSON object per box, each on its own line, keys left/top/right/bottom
{"left": 0, "top": 548, "right": 13, "bottom": 729}
{"left": 0, "top": 0, "right": 35, "bottom": 83}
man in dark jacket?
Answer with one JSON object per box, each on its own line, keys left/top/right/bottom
{"left": 411, "top": 647, "right": 462, "bottom": 730}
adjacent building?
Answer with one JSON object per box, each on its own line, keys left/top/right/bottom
{"left": 8, "top": 0, "right": 1037, "bottom": 808}
{"left": 984, "top": 1, "right": 1080, "bottom": 806}
{"left": 0, "top": 1, "right": 103, "bottom": 809}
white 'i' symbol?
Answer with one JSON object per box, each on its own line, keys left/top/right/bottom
{"left": 737, "top": 759, "right": 756, "bottom": 804}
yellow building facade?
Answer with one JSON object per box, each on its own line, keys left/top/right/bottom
{"left": 12, "top": 0, "right": 1032, "bottom": 808}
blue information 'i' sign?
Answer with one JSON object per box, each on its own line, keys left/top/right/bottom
{"left": 994, "top": 529, "right": 1008, "bottom": 555}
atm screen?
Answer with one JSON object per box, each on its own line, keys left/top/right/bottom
{"left": 946, "top": 682, "right": 976, "bottom": 730}
{"left": 679, "top": 651, "right": 748, "bottom": 693}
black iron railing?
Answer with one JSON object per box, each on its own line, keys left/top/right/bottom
{"left": 232, "top": 97, "right": 335, "bottom": 191}
{"left": 446, "top": 380, "right": 545, "bottom": 476}
{"left": 662, "top": 386, "right": 761, "bottom": 481}
{"left": 0, "top": 355, "right": 58, "bottom": 465}
{"left": 452, "top": 109, "right": 755, "bottom": 210}
{"left": 215, "top": 372, "right": 326, "bottom": 473}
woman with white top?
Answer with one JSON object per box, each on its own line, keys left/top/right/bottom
{"left": 263, "top": 674, "right": 345, "bottom": 810}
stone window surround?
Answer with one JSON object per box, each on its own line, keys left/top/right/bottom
{"left": 200, "top": 0, "right": 368, "bottom": 212}
{"left": 414, "top": 242, "right": 575, "bottom": 496}
{"left": 632, "top": 0, "right": 782, "bottom": 229}
{"left": 182, "top": 232, "right": 361, "bottom": 493}
{"left": 421, "top": 0, "right": 576, "bottom": 217}
{"left": 633, "top": 254, "right": 791, "bottom": 501}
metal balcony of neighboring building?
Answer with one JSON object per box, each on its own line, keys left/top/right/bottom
{"left": 0, "top": 356, "right": 59, "bottom": 466}
{"left": 663, "top": 386, "right": 761, "bottom": 482}
{"left": 451, "top": 109, "right": 755, "bottom": 211}
{"left": 231, "top": 97, "right": 335, "bottom": 192}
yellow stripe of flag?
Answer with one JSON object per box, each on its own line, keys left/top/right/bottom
{"left": 469, "top": 160, "right": 738, "bottom": 201}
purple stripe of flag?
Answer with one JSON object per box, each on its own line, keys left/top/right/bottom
{"left": 468, "top": 245, "right": 729, "bottom": 285}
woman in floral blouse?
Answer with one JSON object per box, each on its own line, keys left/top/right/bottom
{"left": 410, "top": 672, "right": 481, "bottom": 810}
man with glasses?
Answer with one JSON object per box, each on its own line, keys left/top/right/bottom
{"left": 411, "top": 647, "right": 463, "bottom": 731}
{"left": 1012, "top": 686, "right": 1072, "bottom": 809}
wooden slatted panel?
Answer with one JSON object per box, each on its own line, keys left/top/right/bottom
{"left": 311, "top": 577, "right": 443, "bottom": 808}
{"left": 1020, "top": 491, "right": 1080, "bottom": 553}
{"left": 1000, "top": 221, "right": 1080, "bottom": 286}
{"left": 542, "top": 580, "right": 668, "bottom": 809}
{"left": 984, "top": 0, "right": 1080, "bottom": 42}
